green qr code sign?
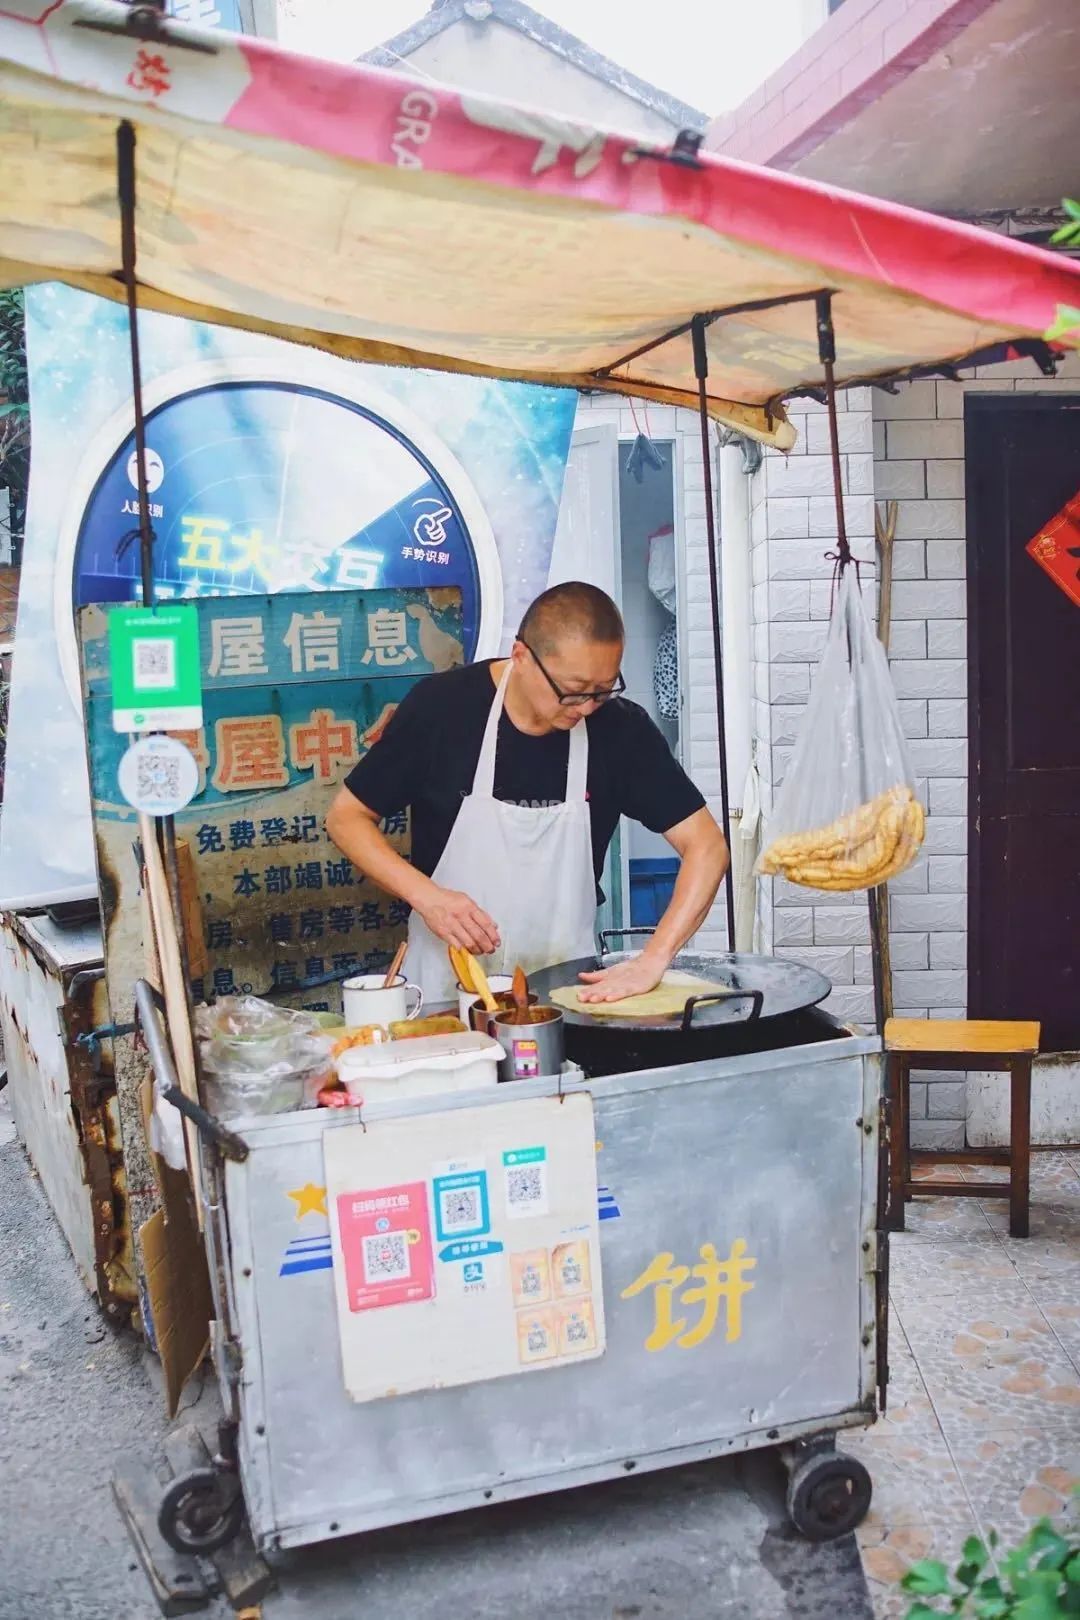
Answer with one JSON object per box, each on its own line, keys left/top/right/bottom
{"left": 108, "top": 604, "right": 203, "bottom": 734}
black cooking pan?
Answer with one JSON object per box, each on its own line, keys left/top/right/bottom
{"left": 527, "top": 929, "right": 832, "bottom": 1034}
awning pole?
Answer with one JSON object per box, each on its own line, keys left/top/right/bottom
{"left": 815, "top": 294, "right": 892, "bottom": 1031}
{"left": 116, "top": 119, "right": 156, "bottom": 611}
{"left": 692, "top": 315, "right": 737, "bottom": 952}
{"left": 115, "top": 116, "right": 205, "bottom": 1119}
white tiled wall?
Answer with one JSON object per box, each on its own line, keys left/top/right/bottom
{"left": 868, "top": 352, "right": 1080, "bottom": 1145}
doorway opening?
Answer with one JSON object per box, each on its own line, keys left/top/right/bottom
{"left": 617, "top": 440, "right": 682, "bottom": 928}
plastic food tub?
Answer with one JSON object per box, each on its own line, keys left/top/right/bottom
{"left": 336, "top": 1032, "right": 505, "bottom": 1105}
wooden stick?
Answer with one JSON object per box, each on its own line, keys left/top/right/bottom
{"left": 140, "top": 811, "right": 203, "bottom": 1220}
{"left": 382, "top": 940, "right": 407, "bottom": 989}
{"left": 875, "top": 499, "right": 898, "bottom": 652}
{"left": 870, "top": 498, "right": 900, "bottom": 1030}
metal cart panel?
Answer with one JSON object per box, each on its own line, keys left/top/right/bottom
{"left": 223, "top": 1034, "right": 880, "bottom": 1551}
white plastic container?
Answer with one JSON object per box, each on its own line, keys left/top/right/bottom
{"left": 336, "top": 1032, "right": 505, "bottom": 1105}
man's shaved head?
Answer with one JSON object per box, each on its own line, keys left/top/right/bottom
{"left": 518, "top": 582, "right": 624, "bottom": 656}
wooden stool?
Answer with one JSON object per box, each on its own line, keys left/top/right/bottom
{"left": 885, "top": 1018, "right": 1040, "bottom": 1239}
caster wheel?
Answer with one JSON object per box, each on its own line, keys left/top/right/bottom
{"left": 786, "top": 1450, "right": 872, "bottom": 1541}
{"left": 158, "top": 1467, "right": 244, "bottom": 1555}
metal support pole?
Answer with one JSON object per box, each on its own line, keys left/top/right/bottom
{"left": 116, "top": 120, "right": 156, "bottom": 610}
{"left": 692, "top": 315, "right": 737, "bottom": 951}
{"left": 816, "top": 294, "right": 891, "bottom": 1030}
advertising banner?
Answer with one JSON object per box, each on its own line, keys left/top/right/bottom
{"left": 0, "top": 284, "right": 576, "bottom": 907}
{"left": 79, "top": 584, "right": 464, "bottom": 1246}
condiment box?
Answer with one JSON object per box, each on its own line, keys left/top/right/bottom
{"left": 335, "top": 1031, "right": 504, "bottom": 1105}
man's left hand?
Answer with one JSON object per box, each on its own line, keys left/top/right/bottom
{"left": 577, "top": 954, "right": 667, "bottom": 1003}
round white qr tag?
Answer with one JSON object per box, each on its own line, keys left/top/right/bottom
{"left": 117, "top": 734, "right": 199, "bottom": 817}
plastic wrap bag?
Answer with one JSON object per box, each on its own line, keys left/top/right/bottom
{"left": 197, "top": 995, "right": 334, "bottom": 1118}
{"left": 647, "top": 525, "right": 677, "bottom": 614}
{"left": 757, "top": 569, "right": 925, "bottom": 892}
{"left": 150, "top": 1086, "right": 187, "bottom": 1173}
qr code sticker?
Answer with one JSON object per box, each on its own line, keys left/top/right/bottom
{"left": 136, "top": 753, "right": 182, "bottom": 804}
{"left": 506, "top": 1164, "right": 545, "bottom": 1213}
{"left": 439, "top": 1185, "right": 480, "bottom": 1232}
{"left": 132, "top": 637, "right": 175, "bottom": 689}
{"left": 362, "top": 1231, "right": 410, "bottom": 1283}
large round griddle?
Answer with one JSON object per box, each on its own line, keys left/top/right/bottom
{"left": 528, "top": 948, "right": 832, "bottom": 1033}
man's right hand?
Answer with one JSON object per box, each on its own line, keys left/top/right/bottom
{"left": 416, "top": 885, "right": 500, "bottom": 956}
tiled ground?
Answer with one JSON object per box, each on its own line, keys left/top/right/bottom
{"left": 849, "top": 1150, "right": 1080, "bottom": 1619}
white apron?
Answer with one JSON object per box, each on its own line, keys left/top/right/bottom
{"left": 404, "top": 664, "right": 597, "bottom": 1003}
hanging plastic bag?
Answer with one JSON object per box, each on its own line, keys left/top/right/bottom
{"left": 647, "top": 525, "right": 677, "bottom": 614}
{"left": 757, "top": 569, "right": 925, "bottom": 891}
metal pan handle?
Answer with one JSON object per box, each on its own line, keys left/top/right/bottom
{"left": 598, "top": 927, "right": 656, "bottom": 956}
{"left": 680, "top": 988, "right": 764, "bottom": 1033}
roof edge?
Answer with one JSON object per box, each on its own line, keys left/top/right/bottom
{"left": 705, "top": 0, "right": 1000, "bottom": 169}
{"left": 361, "top": 0, "right": 707, "bottom": 132}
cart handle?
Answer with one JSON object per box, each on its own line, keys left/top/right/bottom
{"left": 133, "top": 979, "right": 249, "bottom": 1163}
{"left": 598, "top": 927, "right": 656, "bottom": 956}
{"left": 680, "top": 988, "right": 764, "bottom": 1033}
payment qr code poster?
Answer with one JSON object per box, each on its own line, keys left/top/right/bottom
{"left": 117, "top": 734, "right": 200, "bottom": 817}
{"left": 323, "top": 1093, "right": 604, "bottom": 1402}
{"left": 335, "top": 1182, "right": 434, "bottom": 1312}
{"left": 107, "top": 603, "right": 203, "bottom": 733}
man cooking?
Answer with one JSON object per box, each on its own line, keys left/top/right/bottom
{"left": 326, "top": 581, "right": 729, "bottom": 1005}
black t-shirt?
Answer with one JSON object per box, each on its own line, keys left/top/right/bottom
{"left": 344, "top": 660, "right": 705, "bottom": 894}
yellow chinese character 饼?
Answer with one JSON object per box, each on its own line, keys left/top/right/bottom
{"left": 621, "top": 1239, "right": 756, "bottom": 1352}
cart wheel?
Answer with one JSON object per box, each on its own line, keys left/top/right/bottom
{"left": 785, "top": 1450, "right": 872, "bottom": 1541}
{"left": 158, "top": 1468, "right": 244, "bottom": 1555}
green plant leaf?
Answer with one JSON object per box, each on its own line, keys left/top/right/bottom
{"left": 1013, "top": 1580, "right": 1068, "bottom": 1620}
{"left": 903, "top": 1604, "right": 944, "bottom": 1620}
{"left": 903, "top": 1561, "right": 952, "bottom": 1597}
{"left": 972, "top": 1596, "right": 1010, "bottom": 1620}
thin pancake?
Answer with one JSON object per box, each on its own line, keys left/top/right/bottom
{"left": 549, "top": 970, "right": 730, "bottom": 1020}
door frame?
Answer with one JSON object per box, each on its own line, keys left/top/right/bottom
{"left": 615, "top": 432, "right": 685, "bottom": 930}
{"left": 965, "top": 390, "right": 1080, "bottom": 1019}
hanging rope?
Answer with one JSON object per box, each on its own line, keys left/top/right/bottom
{"left": 815, "top": 292, "right": 855, "bottom": 580}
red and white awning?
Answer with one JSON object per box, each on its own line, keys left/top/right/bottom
{"left": 2, "top": 1, "right": 1079, "bottom": 446}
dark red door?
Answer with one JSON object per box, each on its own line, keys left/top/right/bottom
{"left": 967, "top": 396, "right": 1080, "bottom": 1052}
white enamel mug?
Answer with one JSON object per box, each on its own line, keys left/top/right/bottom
{"left": 342, "top": 973, "right": 423, "bottom": 1028}
{"left": 457, "top": 974, "right": 513, "bottom": 1026}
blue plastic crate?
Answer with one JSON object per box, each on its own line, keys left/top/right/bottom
{"left": 628, "top": 858, "right": 679, "bottom": 927}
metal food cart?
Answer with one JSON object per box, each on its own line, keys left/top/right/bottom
{"left": 3, "top": 0, "right": 1078, "bottom": 1581}
{"left": 140, "top": 972, "right": 884, "bottom": 1556}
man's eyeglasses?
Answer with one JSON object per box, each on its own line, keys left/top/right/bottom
{"left": 520, "top": 639, "right": 626, "bottom": 707}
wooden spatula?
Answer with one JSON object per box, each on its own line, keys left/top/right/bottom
{"left": 511, "top": 964, "right": 530, "bottom": 1013}
{"left": 449, "top": 945, "right": 474, "bottom": 994}
{"left": 464, "top": 951, "right": 498, "bottom": 1013}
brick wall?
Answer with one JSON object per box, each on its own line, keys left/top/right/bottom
{"left": 871, "top": 352, "right": 1080, "bottom": 1145}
